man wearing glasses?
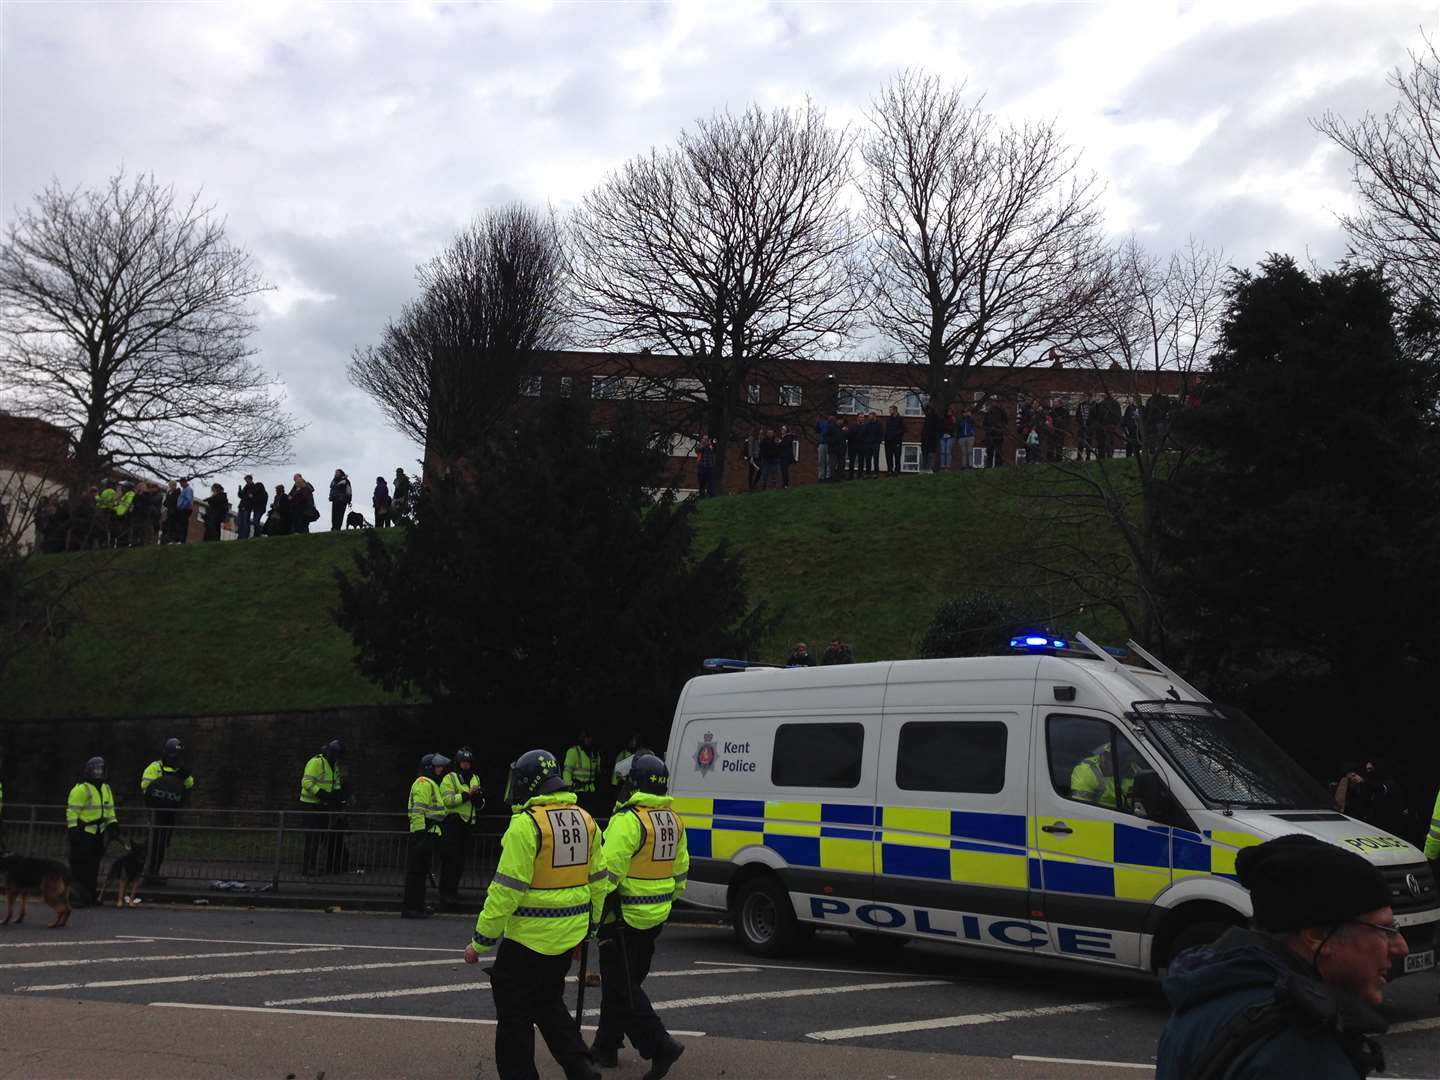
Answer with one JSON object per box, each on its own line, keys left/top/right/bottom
{"left": 1156, "top": 834, "right": 1406, "bottom": 1078}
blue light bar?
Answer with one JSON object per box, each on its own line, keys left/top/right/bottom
{"left": 1007, "top": 635, "right": 1072, "bottom": 653}
{"left": 703, "top": 657, "right": 752, "bottom": 671}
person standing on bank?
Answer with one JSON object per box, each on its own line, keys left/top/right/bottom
{"left": 564, "top": 730, "right": 604, "bottom": 820}
{"left": 1157, "top": 834, "right": 1404, "bottom": 1078}
{"left": 329, "top": 469, "right": 352, "bottom": 532}
{"left": 140, "top": 737, "right": 195, "bottom": 879}
{"left": 403, "top": 753, "right": 452, "bottom": 918}
{"left": 591, "top": 754, "right": 688, "bottom": 1078}
{"left": 438, "top": 747, "right": 485, "bottom": 907}
{"left": 299, "top": 739, "right": 345, "bottom": 875}
{"left": 66, "top": 756, "right": 117, "bottom": 906}
{"left": 463, "top": 749, "right": 604, "bottom": 1080}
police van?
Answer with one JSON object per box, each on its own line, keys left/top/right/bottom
{"left": 663, "top": 635, "right": 1439, "bottom": 977}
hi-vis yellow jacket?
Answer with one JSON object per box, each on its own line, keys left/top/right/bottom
{"left": 595, "top": 791, "right": 688, "bottom": 930}
{"left": 471, "top": 792, "right": 604, "bottom": 956}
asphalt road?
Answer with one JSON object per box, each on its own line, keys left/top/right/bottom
{"left": 1, "top": 904, "right": 1437, "bottom": 1078}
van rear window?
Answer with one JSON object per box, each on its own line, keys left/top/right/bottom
{"left": 897, "top": 721, "right": 1007, "bottom": 794}
{"left": 772, "top": 723, "right": 864, "bottom": 788}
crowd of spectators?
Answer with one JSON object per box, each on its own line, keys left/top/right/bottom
{"left": 31, "top": 467, "right": 417, "bottom": 553}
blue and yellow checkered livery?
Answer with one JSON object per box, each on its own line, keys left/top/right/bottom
{"left": 675, "top": 796, "right": 1262, "bottom": 901}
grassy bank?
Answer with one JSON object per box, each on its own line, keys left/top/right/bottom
{"left": 11, "top": 465, "right": 1133, "bottom": 719}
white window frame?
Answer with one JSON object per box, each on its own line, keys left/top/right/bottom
{"left": 559, "top": 376, "right": 573, "bottom": 399}
{"left": 779, "top": 384, "right": 802, "bottom": 407}
{"left": 900, "top": 443, "right": 922, "bottom": 473}
{"left": 521, "top": 375, "right": 542, "bottom": 397}
{"left": 902, "top": 390, "right": 928, "bottom": 418}
{"left": 592, "top": 375, "right": 624, "bottom": 400}
{"left": 837, "top": 385, "right": 872, "bottom": 415}
{"left": 747, "top": 383, "right": 762, "bottom": 405}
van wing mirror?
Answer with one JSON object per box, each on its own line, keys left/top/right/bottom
{"left": 1132, "top": 769, "right": 1178, "bottom": 825}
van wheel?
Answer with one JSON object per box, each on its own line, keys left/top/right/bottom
{"left": 1163, "top": 920, "right": 1232, "bottom": 971}
{"left": 848, "top": 929, "right": 910, "bottom": 954}
{"left": 732, "top": 876, "right": 798, "bottom": 956}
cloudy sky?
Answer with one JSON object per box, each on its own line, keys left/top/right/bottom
{"left": 1, "top": 1, "right": 1432, "bottom": 495}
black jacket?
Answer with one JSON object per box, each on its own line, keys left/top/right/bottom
{"left": 1157, "top": 928, "right": 1387, "bottom": 1079}
{"left": 884, "top": 414, "right": 904, "bottom": 441}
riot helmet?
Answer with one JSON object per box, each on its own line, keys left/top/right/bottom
{"left": 621, "top": 753, "right": 669, "bottom": 801}
{"left": 431, "top": 753, "right": 452, "bottom": 779}
{"left": 162, "top": 737, "right": 183, "bottom": 765}
{"left": 419, "top": 753, "right": 436, "bottom": 774}
{"left": 455, "top": 747, "right": 475, "bottom": 772}
{"left": 84, "top": 756, "right": 107, "bottom": 782}
{"left": 506, "top": 749, "right": 565, "bottom": 807}
{"left": 322, "top": 739, "right": 344, "bottom": 762}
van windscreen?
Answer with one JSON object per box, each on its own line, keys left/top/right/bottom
{"left": 1130, "top": 701, "right": 1330, "bottom": 810}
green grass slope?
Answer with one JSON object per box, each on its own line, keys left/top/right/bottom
{"left": 10, "top": 467, "right": 1132, "bottom": 720}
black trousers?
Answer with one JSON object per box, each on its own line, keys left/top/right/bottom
{"left": 489, "top": 938, "right": 593, "bottom": 1080}
{"left": 885, "top": 439, "right": 901, "bottom": 475}
{"left": 300, "top": 806, "right": 328, "bottom": 873}
{"left": 330, "top": 502, "right": 345, "bottom": 531}
{"left": 439, "top": 815, "right": 470, "bottom": 896}
{"left": 146, "top": 808, "right": 177, "bottom": 876}
{"left": 403, "top": 830, "right": 435, "bottom": 912}
{"left": 595, "top": 920, "right": 668, "bottom": 1058}
{"left": 68, "top": 830, "right": 104, "bottom": 902}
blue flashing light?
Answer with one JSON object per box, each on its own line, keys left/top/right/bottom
{"left": 703, "top": 657, "right": 751, "bottom": 671}
{"left": 1024, "top": 635, "right": 1048, "bottom": 646}
{"left": 1007, "top": 633, "right": 1071, "bottom": 653}
{"left": 1051, "top": 639, "right": 1068, "bottom": 649}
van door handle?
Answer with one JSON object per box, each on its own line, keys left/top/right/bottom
{"left": 1041, "top": 822, "right": 1074, "bottom": 835}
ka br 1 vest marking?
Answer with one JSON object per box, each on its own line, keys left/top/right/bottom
{"left": 629, "top": 806, "right": 684, "bottom": 880}
{"left": 529, "top": 805, "right": 593, "bottom": 889}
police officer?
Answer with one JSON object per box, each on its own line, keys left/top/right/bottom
{"left": 438, "top": 746, "right": 484, "bottom": 907}
{"left": 299, "top": 739, "right": 345, "bottom": 875}
{"left": 140, "top": 737, "right": 195, "bottom": 878}
{"left": 1424, "top": 781, "right": 1439, "bottom": 867}
{"left": 591, "top": 753, "right": 688, "bottom": 1078}
{"left": 563, "top": 730, "right": 604, "bottom": 819}
{"left": 66, "top": 756, "right": 117, "bottom": 905}
{"left": 404, "top": 753, "right": 450, "bottom": 918}
{"left": 1070, "top": 742, "right": 1137, "bottom": 810}
{"left": 610, "top": 732, "right": 642, "bottom": 789}
{"left": 464, "top": 749, "right": 604, "bottom": 1080}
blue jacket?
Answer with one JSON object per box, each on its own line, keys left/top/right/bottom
{"left": 177, "top": 486, "right": 193, "bottom": 510}
{"left": 1157, "top": 928, "right": 1387, "bottom": 1079}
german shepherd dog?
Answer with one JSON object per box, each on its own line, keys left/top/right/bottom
{"left": 97, "top": 842, "right": 148, "bottom": 908}
{"left": 0, "top": 853, "right": 73, "bottom": 928}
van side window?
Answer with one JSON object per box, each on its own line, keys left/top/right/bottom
{"left": 897, "top": 721, "right": 1006, "bottom": 794}
{"left": 772, "top": 722, "right": 864, "bottom": 788}
{"left": 1046, "top": 715, "right": 1151, "bottom": 819}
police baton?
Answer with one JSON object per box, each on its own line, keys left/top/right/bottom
{"left": 574, "top": 936, "right": 591, "bottom": 1033}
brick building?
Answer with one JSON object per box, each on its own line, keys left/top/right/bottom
{"left": 522, "top": 351, "right": 1194, "bottom": 491}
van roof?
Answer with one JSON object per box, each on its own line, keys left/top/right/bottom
{"left": 680, "top": 654, "right": 1199, "bottom": 715}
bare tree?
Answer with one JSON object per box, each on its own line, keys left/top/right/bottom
{"left": 1007, "top": 237, "right": 1225, "bottom": 647}
{"left": 571, "top": 103, "right": 860, "bottom": 492}
{"left": 860, "top": 71, "right": 1112, "bottom": 411}
{"left": 1318, "top": 38, "right": 1440, "bottom": 312}
{"left": 0, "top": 171, "right": 296, "bottom": 488}
{"left": 348, "top": 203, "right": 569, "bottom": 467}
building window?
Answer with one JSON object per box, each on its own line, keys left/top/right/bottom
{"left": 747, "top": 383, "right": 762, "bottom": 405}
{"left": 779, "top": 384, "right": 802, "bottom": 407}
{"left": 592, "top": 375, "right": 623, "bottom": 400}
{"left": 903, "top": 390, "right": 927, "bottom": 417}
{"left": 897, "top": 721, "right": 1007, "bottom": 794}
{"left": 560, "top": 376, "right": 573, "bottom": 398}
{"left": 772, "top": 722, "right": 864, "bottom": 789}
{"left": 521, "top": 375, "right": 542, "bottom": 397}
{"left": 900, "top": 443, "right": 921, "bottom": 473}
{"left": 837, "top": 385, "right": 872, "bottom": 415}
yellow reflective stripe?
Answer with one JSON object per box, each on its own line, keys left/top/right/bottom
{"left": 881, "top": 806, "right": 949, "bottom": 837}
{"left": 1041, "top": 818, "right": 1113, "bottom": 863}
{"left": 765, "top": 801, "right": 820, "bottom": 821}
{"left": 950, "top": 848, "right": 1026, "bottom": 889}
{"left": 712, "top": 829, "right": 762, "bottom": 859}
{"left": 820, "top": 837, "right": 872, "bottom": 873}
{"left": 1114, "top": 866, "right": 1168, "bottom": 901}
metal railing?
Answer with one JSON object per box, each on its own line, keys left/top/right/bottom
{"left": 1, "top": 804, "right": 513, "bottom": 893}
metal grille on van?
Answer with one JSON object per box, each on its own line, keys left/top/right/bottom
{"left": 1384, "top": 861, "right": 1437, "bottom": 914}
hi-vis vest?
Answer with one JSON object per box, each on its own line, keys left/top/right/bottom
{"left": 66, "top": 781, "right": 117, "bottom": 834}
{"left": 472, "top": 793, "right": 603, "bottom": 957}
{"left": 300, "top": 755, "right": 342, "bottom": 804}
{"left": 626, "top": 804, "right": 685, "bottom": 880}
{"left": 409, "top": 776, "right": 446, "bottom": 834}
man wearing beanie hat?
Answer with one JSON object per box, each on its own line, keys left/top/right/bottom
{"left": 1157, "top": 834, "right": 1407, "bottom": 1078}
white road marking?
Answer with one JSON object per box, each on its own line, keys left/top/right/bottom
{"left": 147, "top": 1001, "right": 707, "bottom": 1037}
{"left": 1012, "top": 1056, "right": 1153, "bottom": 1070}
{"left": 580, "top": 978, "right": 948, "bottom": 1016}
{"left": 115, "top": 933, "right": 455, "bottom": 953}
{"left": 693, "top": 958, "right": 939, "bottom": 979}
{"left": 264, "top": 964, "right": 760, "bottom": 1007}
{"left": 1389, "top": 1016, "right": 1440, "bottom": 1034}
{"left": 20, "top": 957, "right": 463, "bottom": 992}
{"left": 0, "top": 938, "right": 156, "bottom": 949}
{"left": 0, "top": 946, "right": 340, "bottom": 971}
{"left": 807, "top": 1001, "right": 1131, "bottom": 1041}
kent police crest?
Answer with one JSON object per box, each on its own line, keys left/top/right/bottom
{"left": 694, "top": 732, "right": 717, "bottom": 775}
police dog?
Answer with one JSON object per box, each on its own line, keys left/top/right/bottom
{"left": 345, "top": 511, "right": 371, "bottom": 529}
{"left": 97, "top": 842, "right": 148, "bottom": 908}
{"left": 0, "top": 853, "right": 73, "bottom": 928}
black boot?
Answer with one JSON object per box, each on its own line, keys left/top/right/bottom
{"left": 642, "top": 1039, "right": 684, "bottom": 1080}
{"left": 591, "top": 1043, "right": 619, "bottom": 1068}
